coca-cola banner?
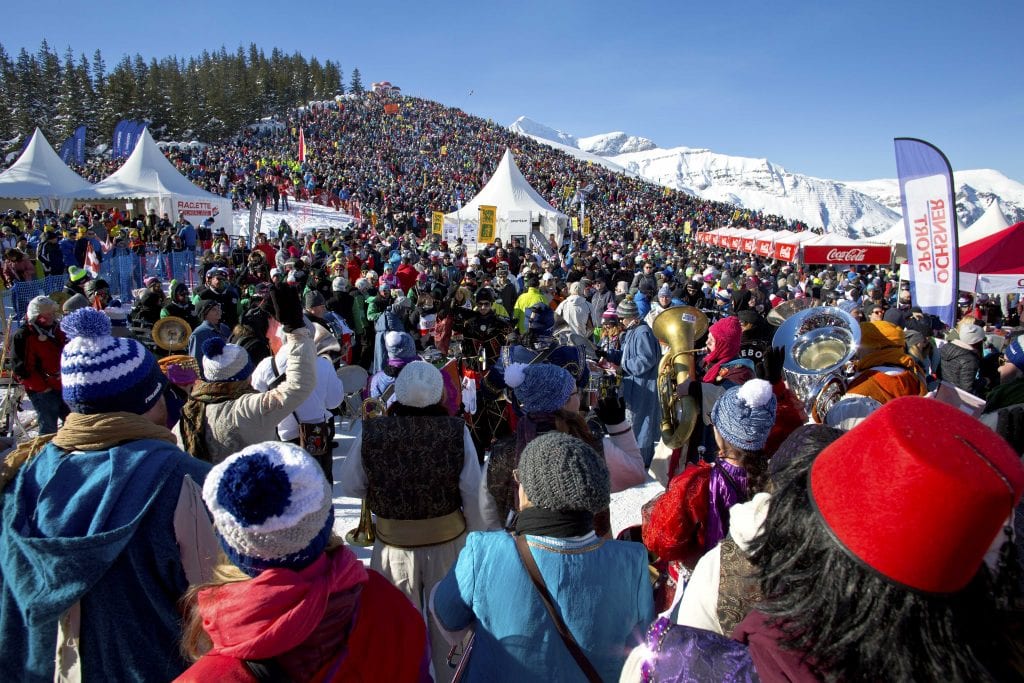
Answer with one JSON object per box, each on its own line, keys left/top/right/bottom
{"left": 774, "top": 242, "right": 798, "bottom": 262}
{"left": 729, "top": 236, "right": 742, "bottom": 250}
{"left": 742, "top": 238, "right": 756, "bottom": 253}
{"left": 894, "top": 138, "right": 958, "bottom": 328}
{"left": 803, "top": 245, "right": 893, "bottom": 265}
{"left": 755, "top": 240, "right": 773, "bottom": 257}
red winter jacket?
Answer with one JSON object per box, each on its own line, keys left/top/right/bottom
{"left": 11, "top": 325, "right": 66, "bottom": 393}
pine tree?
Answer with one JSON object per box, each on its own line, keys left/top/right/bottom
{"left": 350, "top": 67, "right": 364, "bottom": 95}
{"left": 0, "top": 44, "right": 14, "bottom": 141}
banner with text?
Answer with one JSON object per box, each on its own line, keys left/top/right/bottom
{"left": 59, "top": 126, "right": 86, "bottom": 166}
{"left": 478, "top": 205, "right": 497, "bottom": 244}
{"left": 894, "top": 138, "right": 958, "bottom": 327}
{"left": 431, "top": 211, "right": 444, "bottom": 235}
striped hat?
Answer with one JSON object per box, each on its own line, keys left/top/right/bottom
{"left": 60, "top": 308, "right": 167, "bottom": 415}
{"left": 204, "top": 441, "right": 334, "bottom": 577}
{"left": 202, "top": 337, "right": 253, "bottom": 382}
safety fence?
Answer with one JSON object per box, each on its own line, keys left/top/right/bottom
{"left": 2, "top": 248, "right": 199, "bottom": 325}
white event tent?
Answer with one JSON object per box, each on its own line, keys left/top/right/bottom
{"left": 0, "top": 128, "right": 93, "bottom": 213}
{"left": 61, "top": 128, "right": 233, "bottom": 233}
{"left": 444, "top": 149, "right": 567, "bottom": 251}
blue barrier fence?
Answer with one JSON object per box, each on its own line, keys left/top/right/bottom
{"left": 2, "top": 249, "right": 198, "bottom": 326}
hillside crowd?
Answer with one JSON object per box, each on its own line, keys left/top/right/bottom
{"left": 0, "top": 94, "right": 1023, "bottom": 683}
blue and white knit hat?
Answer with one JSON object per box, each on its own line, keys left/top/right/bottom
{"left": 60, "top": 308, "right": 167, "bottom": 415}
{"left": 384, "top": 330, "right": 417, "bottom": 360}
{"left": 203, "top": 441, "right": 334, "bottom": 577}
{"left": 710, "top": 379, "right": 778, "bottom": 451}
{"left": 202, "top": 337, "right": 253, "bottom": 382}
{"left": 505, "top": 362, "right": 576, "bottom": 414}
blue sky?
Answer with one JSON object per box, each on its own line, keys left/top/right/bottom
{"left": 3, "top": 0, "right": 1021, "bottom": 182}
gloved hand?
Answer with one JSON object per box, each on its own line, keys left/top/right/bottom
{"left": 764, "top": 346, "right": 786, "bottom": 385}
{"left": 269, "top": 283, "right": 305, "bottom": 332}
{"left": 596, "top": 394, "right": 627, "bottom": 426}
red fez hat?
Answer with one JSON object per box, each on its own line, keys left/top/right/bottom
{"left": 810, "top": 396, "right": 1024, "bottom": 593}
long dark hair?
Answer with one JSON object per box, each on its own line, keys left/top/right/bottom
{"left": 748, "top": 449, "right": 1021, "bottom": 681}
{"left": 718, "top": 441, "right": 769, "bottom": 495}
{"left": 387, "top": 402, "right": 449, "bottom": 418}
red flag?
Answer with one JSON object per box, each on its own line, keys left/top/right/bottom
{"left": 298, "top": 128, "right": 306, "bottom": 163}
{"left": 84, "top": 241, "right": 100, "bottom": 278}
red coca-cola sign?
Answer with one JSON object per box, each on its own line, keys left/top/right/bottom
{"left": 729, "top": 237, "right": 742, "bottom": 250}
{"left": 803, "top": 245, "right": 892, "bottom": 265}
{"left": 756, "top": 240, "right": 772, "bottom": 256}
{"left": 742, "top": 238, "right": 755, "bottom": 253}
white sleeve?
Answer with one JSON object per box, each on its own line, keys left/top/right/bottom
{"left": 319, "top": 357, "right": 344, "bottom": 411}
{"left": 672, "top": 544, "right": 723, "bottom": 634}
{"left": 602, "top": 421, "right": 646, "bottom": 492}
{"left": 459, "top": 426, "right": 486, "bottom": 532}
{"left": 477, "top": 459, "right": 505, "bottom": 530}
{"left": 336, "top": 430, "right": 367, "bottom": 499}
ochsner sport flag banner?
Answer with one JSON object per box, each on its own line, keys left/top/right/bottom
{"left": 894, "top": 138, "right": 958, "bottom": 328}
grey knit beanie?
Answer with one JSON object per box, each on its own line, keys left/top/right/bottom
{"left": 518, "top": 432, "right": 610, "bottom": 513}
{"left": 710, "top": 379, "right": 777, "bottom": 451}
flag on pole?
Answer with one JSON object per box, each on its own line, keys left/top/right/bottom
{"left": 894, "top": 138, "right": 958, "bottom": 328}
{"left": 298, "top": 128, "right": 306, "bottom": 163}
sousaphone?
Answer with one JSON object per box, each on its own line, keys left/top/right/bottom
{"left": 772, "top": 306, "right": 860, "bottom": 423}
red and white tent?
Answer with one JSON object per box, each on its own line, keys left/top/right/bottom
{"left": 959, "top": 221, "right": 1024, "bottom": 293}
{"left": 772, "top": 231, "right": 818, "bottom": 263}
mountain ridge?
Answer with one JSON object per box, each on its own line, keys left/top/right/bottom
{"left": 509, "top": 116, "right": 1024, "bottom": 239}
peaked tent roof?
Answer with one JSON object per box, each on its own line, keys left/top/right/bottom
{"left": 62, "top": 128, "right": 223, "bottom": 200}
{"left": 445, "top": 149, "right": 567, "bottom": 220}
{"left": 0, "top": 128, "right": 93, "bottom": 199}
{"left": 959, "top": 222, "right": 1024, "bottom": 292}
{"left": 961, "top": 200, "right": 1010, "bottom": 246}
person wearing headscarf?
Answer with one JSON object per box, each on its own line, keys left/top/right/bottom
{"left": 631, "top": 397, "right": 1024, "bottom": 682}
{"left": 176, "top": 442, "right": 430, "bottom": 682}
{"left": 338, "top": 361, "right": 484, "bottom": 679}
{"left": 845, "top": 320, "right": 927, "bottom": 404}
{"left": 432, "top": 432, "right": 655, "bottom": 682}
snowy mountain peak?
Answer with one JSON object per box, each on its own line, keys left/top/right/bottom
{"left": 508, "top": 115, "right": 1024, "bottom": 239}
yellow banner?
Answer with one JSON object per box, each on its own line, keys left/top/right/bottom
{"left": 684, "top": 221, "right": 692, "bottom": 235}
{"left": 478, "top": 205, "right": 497, "bottom": 243}
{"left": 440, "top": 145, "right": 448, "bottom": 156}
{"left": 571, "top": 217, "right": 579, "bottom": 230}
{"left": 583, "top": 217, "right": 592, "bottom": 236}
{"left": 431, "top": 211, "right": 444, "bottom": 235}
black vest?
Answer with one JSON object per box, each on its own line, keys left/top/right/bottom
{"left": 362, "top": 416, "right": 464, "bottom": 520}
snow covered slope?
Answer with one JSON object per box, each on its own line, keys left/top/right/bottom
{"left": 510, "top": 116, "right": 1024, "bottom": 238}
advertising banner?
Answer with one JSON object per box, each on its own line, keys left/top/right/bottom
{"left": 894, "top": 138, "right": 958, "bottom": 327}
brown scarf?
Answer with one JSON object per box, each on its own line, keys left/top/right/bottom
{"left": 180, "top": 380, "right": 255, "bottom": 462}
{"left": 0, "top": 412, "right": 176, "bottom": 491}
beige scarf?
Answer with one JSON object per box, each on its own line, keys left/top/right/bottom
{"left": 0, "top": 412, "right": 176, "bottom": 491}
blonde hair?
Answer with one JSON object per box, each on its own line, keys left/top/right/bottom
{"left": 179, "top": 535, "right": 345, "bottom": 662}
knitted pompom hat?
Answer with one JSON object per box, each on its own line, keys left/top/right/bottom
{"left": 518, "top": 432, "right": 610, "bottom": 513}
{"left": 60, "top": 308, "right": 167, "bottom": 415}
{"left": 711, "top": 379, "right": 778, "bottom": 451}
{"left": 395, "top": 360, "right": 444, "bottom": 408}
{"left": 201, "top": 337, "right": 253, "bottom": 382}
{"left": 203, "top": 441, "right": 333, "bottom": 577}
{"left": 505, "top": 362, "right": 576, "bottom": 414}
{"left": 384, "top": 330, "right": 417, "bottom": 360}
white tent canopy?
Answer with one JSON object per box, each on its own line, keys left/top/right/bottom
{"left": 961, "top": 200, "right": 1010, "bottom": 246}
{"left": 0, "top": 128, "right": 93, "bottom": 213}
{"left": 444, "top": 149, "right": 567, "bottom": 251}
{"left": 61, "top": 128, "right": 233, "bottom": 234}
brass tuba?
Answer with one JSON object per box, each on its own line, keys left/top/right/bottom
{"left": 772, "top": 306, "right": 860, "bottom": 423}
{"left": 652, "top": 306, "right": 709, "bottom": 449}
{"left": 344, "top": 395, "right": 388, "bottom": 547}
